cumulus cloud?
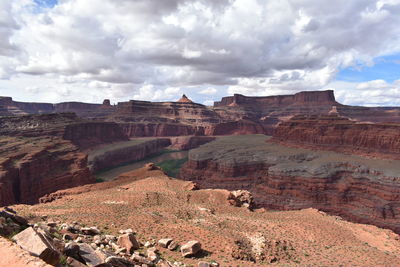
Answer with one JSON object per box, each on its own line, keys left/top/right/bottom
{"left": 325, "top": 79, "right": 400, "bottom": 106}
{"left": 199, "top": 87, "right": 218, "bottom": 95}
{"left": 1, "top": 0, "right": 400, "bottom": 104}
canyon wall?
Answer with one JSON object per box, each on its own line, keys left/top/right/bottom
{"left": 88, "top": 138, "right": 171, "bottom": 173}
{"left": 0, "top": 113, "right": 128, "bottom": 149}
{"left": 179, "top": 135, "right": 400, "bottom": 233}
{"left": 273, "top": 115, "right": 400, "bottom": 158}
{"left": 204, "top": 119, "right": 266, "bottom": 135}
{"left": 63, "top": 122, "right": 128, "bottom": 149}
{"left": 0, "top": 113, "right": 130, "bottom": 206}
{"left": 0, "top": 137, "right": 94, "bottom": 206}
{"left": 119, "top": 123, "right": 205, "bottom": 137}
{"left": 169, "top": 136, "right": 216, "bottom": 150}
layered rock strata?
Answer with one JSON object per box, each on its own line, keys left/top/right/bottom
{"left": 88, "top": 139, "right": 171, "bottom": 173}
{"left": 0, "top": 96, "right": 114, "bottom": 118}
{"left": 0, "top": 113, "right": 128, "bottom": 149}
{"left": 214, "top": 90, "right": 337, "bottom": 107}
{"left": 169, "top": 136, "right": 216, "bottom": 150}
{"left": 273, "top": 115, "right": 400, "bottom": 158}
{"left": 179, "top": 135, "right": 400, "bottom": 233}
{"left": 0, "top": 136, "right": 93, "bottom": 206}
{"left": 0, "top": 113, "right": 129, "bottom": 206}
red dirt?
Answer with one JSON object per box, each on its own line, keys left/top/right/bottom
{"left": 12, "top": 166, "right": 400, "bottom": 266}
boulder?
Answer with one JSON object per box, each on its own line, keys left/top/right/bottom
{"left": 180, "top": 240, "right": 202, "bottom": 257}
{"left": 12, "top": 227, "right": 60, "bottom": 265}
{"left": 0, "top": 209, "right": 28, "bottom": 225}
{"left": 131, "top": 254, "right": 154, "bottom": 266}
{"left": 146, "top": 247, "right": 159, "bottom": 262}
{"left": 228, "top": 190, "right": 254, "bottom": 209}
{"left": 81, "top": 226, "right": 101, "bottom": 235}
{"left": 78, "top": 243, "right": 104, "bottom": 266}
{"left": 67, "top": 256, "right": 87, "bottom": 267}
{"left": 64, "top": 242, "right": 85, "bottom": 263}
{"left": 117, "top": 233, "right": 140, "bottom": 253}
{"left": 158, "top": 261, "right": 173, "bottom": 267}
{"left": 167, "top": 241, "right": 179, "bottom": 251}
{"left": 158, "top": 238, "right": 173, "bottom": 248}
{"left": 105, "top": 256, "right": 134, "bottom": 267}
{"left": 198, "top": 261, "right": 219, "bottom": 267}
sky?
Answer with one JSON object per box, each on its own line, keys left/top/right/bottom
{"left": 1, "top": 0, "right": 400, "bottom": 106}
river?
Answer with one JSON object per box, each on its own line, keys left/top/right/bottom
{"left": 94, "top": 150, "right": 188, "bottom": 181}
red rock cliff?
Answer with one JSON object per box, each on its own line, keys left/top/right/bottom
{"left": 272, "top": 115, "right": 400, "bottom": 158}
{"left": 0, "top": 137, "right": 94, "bottom": 206}
{"left": 214, "top": 90, "right": 337, "bottom": 107}
{"left": 88, "top": 138, "right": 171, "bottom": 173}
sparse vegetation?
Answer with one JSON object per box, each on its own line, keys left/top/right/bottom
{"left": 156, "top": 157, "right": 188, "bottom": 177}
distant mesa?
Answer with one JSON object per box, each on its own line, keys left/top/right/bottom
{"left": 177, "top": 94, "right": 193, "bottom": 103}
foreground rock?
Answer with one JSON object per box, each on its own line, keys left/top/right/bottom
{"left": 181, "top": 241, "right": 202, "bottom": 257}
{"left": 117, "top": 233, "right": 140, "bottom": 254}
{"left": 12, "top": 227, "right": 60, "bottom": 265}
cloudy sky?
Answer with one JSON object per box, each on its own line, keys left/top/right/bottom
{"left": 1, "top": 0, "right": 400, "bottom": 106}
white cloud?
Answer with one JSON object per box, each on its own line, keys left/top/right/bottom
{"left": 1, "top": 0, "right": 400, "bottom": 104}
{"left": 324, "top": 79, "right": 400, "bottom": 106}
{"left": 199, "top": 87, "right": 217, "bottom": 95}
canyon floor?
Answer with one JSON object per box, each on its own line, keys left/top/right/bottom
{"left": 10, "top": 165, "right": 400, "bottom": 266}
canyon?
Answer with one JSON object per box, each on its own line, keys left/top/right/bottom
{"left": 0, "top": 113, "right": 128, "bottom": 206}
{"left": 1, "top": 90, "right": 400, "bottom": 242}
{"left": 4, "top": 90, "right": 400, "bottom": 139}
{"left": 88, "top": 138, "right": 171, "bottom": 173}
{"left": 180, "top": 135, "right": 400, "bottom": 234}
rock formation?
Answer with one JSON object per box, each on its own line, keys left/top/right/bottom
{"left": 213, "top": 90, "right": 337, "bottom": 107}
{"left": 169, "top": 136, "right": 216, "bottom": 150}
{"left": 177, "top": 94, "right": 193, "bottom": 103}
{"left": 272, "top": 115, "right": 400, "bottom": 158}
{"left": 0, "top": 113, "right": 129, "bottom": 205}
{"left": 0, "top": 136, "right": 93, "bottom": 206}
{"left": 180, "top": 135, "right": 400, "bottom": 234}
{"left": 88, "top": 138, "right": 172, "bottom": 173}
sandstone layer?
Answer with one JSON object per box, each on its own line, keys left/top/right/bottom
{"left": 169, "top": 136, "right": 216, "bottom": 150}
{"left": 272, "top": 115, "right": 400, "bottom": 158}
{"left": 0, "top": 96, "right": 114, "bottom": 118}
{"left": 0, "top": 136, "right": 93, "bottom": 206}
{"left": 0, "top": 113, "right": 128, "bottom": 149}
{"left": 0, "top": 113, "right": 129, "bottom": 205}
{"left": 88, "top": 138, "right": 171, "bottom": 173}
{"left": 3, "top": 91, "right": 400, "bottom": 138}
{"left": 180, "top": 135, "right": 400, "bottom": 233}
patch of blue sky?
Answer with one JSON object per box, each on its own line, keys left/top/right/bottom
{"left": 33, "top": 0, "right": 58, "bottom": 9}
{"left": 336, "top": 54, "right": 400, "bottom": 83}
